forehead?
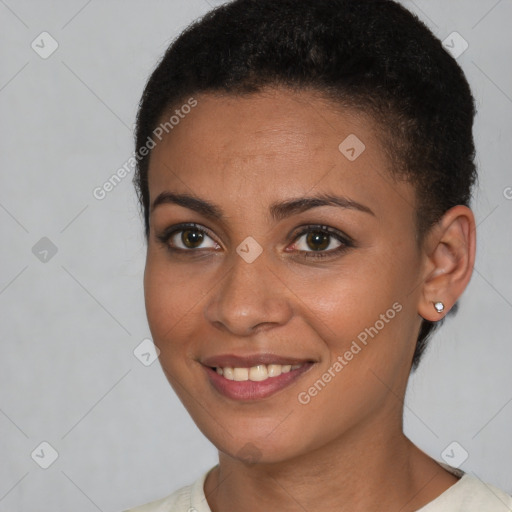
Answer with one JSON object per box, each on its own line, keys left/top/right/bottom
{"left": 147, "top": 88, "right": 415, "bottom": 219}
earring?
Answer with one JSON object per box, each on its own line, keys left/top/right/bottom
{"left": 433, "top": 301, "right": 445, "bottom": 313}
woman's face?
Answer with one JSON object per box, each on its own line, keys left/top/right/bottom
{"left": 144, "top": 88, "right": 426, "bottom": 463}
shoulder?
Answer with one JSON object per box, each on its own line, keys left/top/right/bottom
{"left": 123, "top": 484, "right": 191, "bottom": 512}
{"left": 123, "top": 467, "right": 214, "bottom": 512}
{"left": 418, "top": 472, "right": 512, "bottom": 511}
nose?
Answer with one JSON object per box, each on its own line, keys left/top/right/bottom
{"left": 204, "top": 249, "right": 293, "bottom": 336}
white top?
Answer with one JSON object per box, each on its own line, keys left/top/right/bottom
{"left": 125, "top": 464, "right": 512, "bottom": 512}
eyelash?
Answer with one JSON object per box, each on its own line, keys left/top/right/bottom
{"left": 155, "top": 222, "right": 354, "bottom": 260}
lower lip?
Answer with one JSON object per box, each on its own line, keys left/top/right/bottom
{"left": 204, "top": 364, "right": 313, "bottom": 401}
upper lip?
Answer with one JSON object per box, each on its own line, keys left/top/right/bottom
{"left": 201, "top": 353, "right": 314, "bottom": 368}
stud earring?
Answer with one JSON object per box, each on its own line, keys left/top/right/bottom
{"left": 433, "top": 301, "right": 445, "bottom": 313}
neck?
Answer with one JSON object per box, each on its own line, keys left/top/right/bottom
{"left": 204, "top": 418, "right": 458, "bottom": 512}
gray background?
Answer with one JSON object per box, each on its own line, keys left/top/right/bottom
{"left": 0, "top": 0, "right": 511, "bottom": 510}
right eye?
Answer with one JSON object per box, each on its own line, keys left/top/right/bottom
{"left": 156, "top": 223, "right": 221, "bottom": 252}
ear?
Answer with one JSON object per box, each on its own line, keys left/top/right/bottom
{"left": 418, "top": 205, "right": 476, "bottom": 322}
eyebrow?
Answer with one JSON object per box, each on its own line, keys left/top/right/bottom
{"left": 150, "top": 191, "right": 375, "bottom": 222}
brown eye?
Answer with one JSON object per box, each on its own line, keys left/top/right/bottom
{"left": 156, "top": 223, "right": 220, "bottom": 252}
{"left": 181, "top": 229, "right": 204, "bottom": 248}
{"left": 289, "top": 224, "right": 353, "bottom": 260}
{"left": 305, "top": 231, "right": 330, "bottom": 251}
{"left": 294, "top": 229, "right": 342, "bottom": 253}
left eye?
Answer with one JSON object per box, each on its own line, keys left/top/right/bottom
{"left": 288, "top": 225, "right": 353, "bottom": 257}
{"left": 294, "top": 229, "right": 342, "bottom": 252}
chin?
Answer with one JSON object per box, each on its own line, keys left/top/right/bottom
{"left": 202, "top": 423, "right": 314, "bottom": 466}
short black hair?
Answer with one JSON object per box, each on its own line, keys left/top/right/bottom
{"left": 134, "top": 0, "right": 477, "bottom": 370}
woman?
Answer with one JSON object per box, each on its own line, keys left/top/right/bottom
{"left": 126, "top": 0, "right": 512, "bottom": 510}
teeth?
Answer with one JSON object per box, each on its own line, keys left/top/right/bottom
{"left": 222, "top": 367, "right": 234, "bottom": 380}
{"left": 267, "top": 364, "right": 282, "bottom": 377}
{"left": 249, "top": 365, "right": 268, "bottom": 381}
{"left": 215, "top": 363, "right": 304, "bottom": 381}
{"left": 233, "top": 367, "right": 249, "bottom": 381}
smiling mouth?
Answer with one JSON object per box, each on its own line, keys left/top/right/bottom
{"left": 212, "top": 363, "right": 304, "bottom": 382}
{"left": 201, "top": 353, "right": 315, "bottom": 400}
{"left": 203, "top": 361, "right": 314, "bottom": 401}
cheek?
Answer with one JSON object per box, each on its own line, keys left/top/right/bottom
{"left": 143, "top": 253, "right": 200, "bottom": 351}
{"left": 280, "top": 256, "right": 402, "bottom": 330}
{"left": 285, "top": 253, "right": 418, "bottom": 376}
